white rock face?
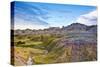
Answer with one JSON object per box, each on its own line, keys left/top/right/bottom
{"left": 26, "top": 56, "right": 34, "bottom": 65}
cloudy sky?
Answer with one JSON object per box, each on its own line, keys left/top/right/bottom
{"left": 11, "top": 1, "right": 97, "bottom": 30}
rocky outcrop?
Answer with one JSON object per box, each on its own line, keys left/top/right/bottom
{"left": 13, "top": 23, "right": 97, "bottom": 35}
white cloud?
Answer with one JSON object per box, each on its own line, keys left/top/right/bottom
{"left": 76, "top": 10, "right": 97, "bottom": 25}
{"left": 14, "top": 24, "right": 49, "bottom": 30}
{"left": 13, "top": 18, "right": 49, "bottom": 30}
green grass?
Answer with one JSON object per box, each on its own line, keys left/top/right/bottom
{"left": 12, "top": 34, "right": 97, "bottom": 65}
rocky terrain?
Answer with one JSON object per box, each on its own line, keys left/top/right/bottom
{"left": 11, "top": 23, "right": 97, "bottom": 65}
{"left": 13, "top": 23, "right": 97, "bottom": 35}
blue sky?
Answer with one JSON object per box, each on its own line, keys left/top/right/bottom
{"left": 12, "top": 1, "right": 97, "bottom": 29}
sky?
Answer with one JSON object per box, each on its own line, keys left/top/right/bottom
{"left": 11, "top": 1, "right": 97, "bottom": 30}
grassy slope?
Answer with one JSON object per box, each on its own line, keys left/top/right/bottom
{"left": 12, "top": 34, "right": 97, "bottom": 65}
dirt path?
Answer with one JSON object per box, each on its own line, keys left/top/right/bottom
{"left": 15, "top": 53, "right": 26, "bottom": 65}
